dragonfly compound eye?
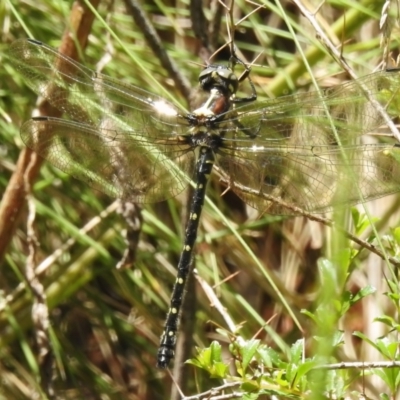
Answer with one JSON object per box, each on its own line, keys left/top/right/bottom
{"left": 199, "top": 65, "right": 239, "bottom": 95}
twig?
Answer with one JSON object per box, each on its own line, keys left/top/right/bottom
{"left": 123, "top": 0, "right": 192, "bottom": 100}
{"left": 217, "top": 173, "right": 400, "bottom": 267}
{"left": 182, "top": 382, "right": 241, "bottom": 400}
{"left": 24, "top": 153, "right": 54, "bottom": 399}
{"left": 0, "top": 0, "right": 100, "bottom": 261}
{"left": 194, "top": 269, "right": 237, "bottom": 333}
{"left": 380, "top": 0, "right": 395, "bottom": 68}
{"left": 115, "top": 201, "right": 143, "bottom": 270}
{"left": 316, "top": 360, "right": 400, "bottom": 370}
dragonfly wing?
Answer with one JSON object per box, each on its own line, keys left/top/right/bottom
{"left": 7, "top": 39, "right": 188, "bottom": 137}
{"left": 216, "top": 68, "right": 400, "bottom": 213}
{"left": 22, "top": 117, "right": 194, "bottom": 202}
{"left": 217, "top": 144, "right": 400, "bottom": 214}
{"left": 224, "top": 68, "right": 400, "bottom": 144}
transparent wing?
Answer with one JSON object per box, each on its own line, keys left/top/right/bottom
{"left": 9, "top": 39, "right": 194, "bottom": 202}
{"left": 22, "top": 117, "right": 194, "bottom": 202}
{"left": 221, "top": 69, "right": 400, "bottom": 144}
{"left": 7, "top": 39, "right": 186, "bottom": 130}
{"left": 215, "top": 69, "right": 400, "bottom": 213}
{"left": 217, "top": 143, "right": 400, "bottom": 213}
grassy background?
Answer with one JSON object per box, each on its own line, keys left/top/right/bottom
{"left": 1, "top": 0, "right": 400, "bottom": 399}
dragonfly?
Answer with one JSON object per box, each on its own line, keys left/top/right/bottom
{"left": 8, "top": 38, "right": 400, "bottom": 369}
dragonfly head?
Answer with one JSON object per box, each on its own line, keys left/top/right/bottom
{"left": 198, "top": 65, "right": 239, "bottom": 97}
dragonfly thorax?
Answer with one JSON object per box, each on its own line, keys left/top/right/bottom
{"left": 191, "top": 87, "right": 232, "bottom": 122}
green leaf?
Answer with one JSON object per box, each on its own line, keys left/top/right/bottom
{"left": 353, "top": 331, "right": 376, "bottom": 348}
{"left": 186, "top": 342, "right": 229, "bottom": 378}
{"left": 318, "top": 258, "right": 337, "bottom": 288}
{"left": 393, "top": 226, "right": 400, "bottom": 244}
{"left": 354, "top": 334, "right": 400, "bottom": 360}
{"left": 375, "top": 338, "right": 398, "bottom": 359}
{"left": 387, "top": 293, "right": 400, "bottom": 302}
{"left": 350, "top": 285, "right": 376, "bottom": 304}
{"left": 257, "top": 346, "right": 281, "bottom": 368}
{"left": 331, "top": 331, "right": 345, "bottom": 347}
{"left": 374, "top": 367, "right": 400, "bottom": 393}
{"left": 301, "top": 309, "right": 318, "bottom": 323}
{"left": 292, "top": 360, "right": 317, "bottom": 387}
{"left": 351, "top": 208, "right": 377, "bottom": 235}
{"left": 387, "top": 280, "right": 398, "bottom": 293}
{"left": 241, "top": 339, "right": 261, "bottom": 372}
{"left": 241, "top": 381, "right": 260, "bottom": 392}
{"left": 289, "top": 339, "right": 304, "bottom": 364}
{"left": 210, "top": 340, "right": 223, "bottom": 363}
{"left": 374, "top": 315, "right": 400, "bottom": 330}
